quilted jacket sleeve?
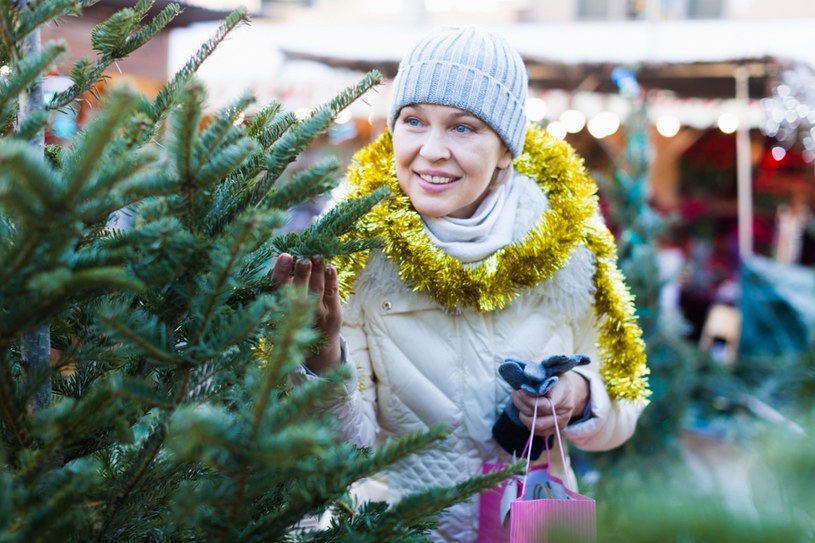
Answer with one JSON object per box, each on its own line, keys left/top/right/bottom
{"left": 561, "top": 306, "right": 646, "bottom": 451}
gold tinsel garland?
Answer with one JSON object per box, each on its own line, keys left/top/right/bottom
{"left": 333, "top": 126, "right": 650, "bottom": 402}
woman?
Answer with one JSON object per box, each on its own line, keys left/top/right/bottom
{"left": 274, "top": 25, "right": 650, "bottom": 543}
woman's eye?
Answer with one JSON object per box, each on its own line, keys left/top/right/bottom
{"left": 454, "top": 124, "right": 472, "bottom": 134}
{"left": 405, "top": 117, "right": 421, "bottom": 127}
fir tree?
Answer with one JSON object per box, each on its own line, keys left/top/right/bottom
{"left": 0, "top": 2, "right": 517, "bottom": 541}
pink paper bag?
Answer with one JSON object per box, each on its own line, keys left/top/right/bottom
{"left": 509, "top": 471, "right": 596, "bottom": 543}
{"left": 484, "top": 397, "right": 597, "bottom": 543}
{"left": 477, "top": 462, "right": 548, "bottom": 543}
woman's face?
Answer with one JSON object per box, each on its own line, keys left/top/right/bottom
{"left": 392, "top": 103, "right": 512, "bottom": 219}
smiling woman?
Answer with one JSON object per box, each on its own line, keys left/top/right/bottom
{"left": 392, "top": 104, "right": 512, "bottom": 218}
{"left": 276, "top": 25, "right": 649, "bottom": 543}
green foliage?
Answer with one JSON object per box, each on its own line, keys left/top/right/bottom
{"left": 0, "top": 3, "right": 503, "bottom": 542}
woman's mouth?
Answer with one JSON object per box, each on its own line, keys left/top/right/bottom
{"left": 418, "top": 173, "right": 457, "bottom": 185}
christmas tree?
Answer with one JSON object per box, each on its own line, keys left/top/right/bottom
{"left": 0, "top": 2, "right": 515, "bottom": 541}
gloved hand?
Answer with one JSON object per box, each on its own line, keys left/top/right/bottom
{"left": 492, "top": 354, "right": 590, "bottom": 458}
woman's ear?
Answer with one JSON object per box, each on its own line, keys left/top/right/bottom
{"left": 498, "top": 147, "right": 512, "bottom": 170}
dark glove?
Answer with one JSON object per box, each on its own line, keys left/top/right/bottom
{"left": 492, "top": 354, "right": 590, "bottom": 458}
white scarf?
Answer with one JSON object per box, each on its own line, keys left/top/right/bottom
{"left": 422, "top": 172, "right": 520, "bottom": 263}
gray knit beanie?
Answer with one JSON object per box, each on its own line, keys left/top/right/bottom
{"left": 388, "top": 26, "right": 528, "bottom": 157}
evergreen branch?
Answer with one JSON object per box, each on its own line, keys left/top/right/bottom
{"left": 0, "top": 41, "right": 65, "bottom": 122}
{"left": 0, "top": 0, "right": 19, "bottom": 61}
{"left": 247, "top": 101, "right": 282, "bottom": 140}
{"left": 48, "top": 1, "right": 182, "bottom": 109}
{"left": 314, "top": 69, "right": 382, "bottom": 119}
{"left": 95, "top": 422, "right": 167, "bottom": 543}
{"left": 193, "top": 100, "right": 257, "bottom": 193}
{"left": 33, "top": 375, "right": 139, "bottom": 460}
{"left": 261, "top": 366, "right": 349, "bottom": 433}
{"left": 115, "top": 377, "right": 174, "bottom": 410}
{"left": 14, "top": 466, "right": 93, "bottom": 543}
{"left": 96, "top": 305, "right": 182, "bottom": 366}
{"left": 17, "top": 0, "right": 79, "bottom": 45}
{"left": 0, "top": 138, "right": 61, "bottom": 211}
{"left": 167, "top": 80, "right": 202, "bottom": 187}
{"left": 74, "top": 148, "right": 165, "bottom": 221}
{"left": 242, "top": 427, "right": 450, "bottom": 542}
{"left": 233, "top": 293, "right": 316, "bottom": 528}
{"left": 194, "top": 215, "right": 263, "bottom": 346}
{"left": 264, "top": 157, "right": 340, "bottom": 211}
{"left": 301, "top": 187, "right": 388, "bottom": 239}
{"left": 269, "top": 186, "right": 388, "bottom": 260}
{"left": 231, "top": 108, "right": 295, "bottom": 183}
{"left": 192, "top": 92, "right": 253, "bottom": 179}
{"left": 0, "top": 352, "right": 30, "bottom": 449}
{"left": 1, "top": 271, "right": 138, "bottom": 344}
{"left": 151, "top": 7, "right": 249, "bottom": 123}
{"left": 255, "top": 108, "right": 335, "bottom": 205}
{"left": 0, "top": 142, "right": 64, "bottom": 289}
{"left": 61, "top": 87, "right": 139, "bottom": 202}
{"left": 26, "top": 267, "right": 143, "bottom": 299}
{"left": 90, "top": 0, "right": 160, "bottom": 55}
{"left": 366, "top": 463, "right": 524, "bottom": 539}
{"left": 9, "top": 109, "right": 47, "bottom": 141}
{"left": 207, "top": 110, "right": 297, "bottom": 237}
{"left": 247, "top": 294, "right": 314, "bottom": 437}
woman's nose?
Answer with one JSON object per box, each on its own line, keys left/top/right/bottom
{"left": 419, "top": 129, "right": 451, "bottom": 161}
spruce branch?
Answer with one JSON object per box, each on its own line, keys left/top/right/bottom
{"left": 191, "top": 96, "right": 258, "bottom": 191}
{"left": 270, "top": 186, "right": 389, "bottom": 260}
{"left": 0, "top": 41, "right": 66, "bottom": 134}
{"left": 251, "top": 292, "right": 316, "bottom": 439}
{"left": 150, "top": 7, "right": 249, "bottom": 123}
{"left": 314, "top": 69, "right": 382, "bottom": 120}
{"left": 61, "top": 86, "right": 139, "bottom": 203}
{"left": 193, "top": 215, "right": 271, "bottom": 347}
{"left": 0, "top": 352, "right": 30, "bottom": 449}
{"left": 247, "top": 101, "right": 282, "bottom": 140}
{"left": 16, "top": 0, "right": 79, "bottom": 46}
{"left": 48, "top": 0, "right": 182, "bottom": 109}
{"left": 0, "top": 138, "right": 62, "bottom": 213}
{"left": 10, "top": 109, "right": 47, "bottom": 141}
{"left": 371, "top": 463, "right": 523, "bottom": 537}
{"left": 167, "top": 79, "right": 203, "bottom": 187}
{"left": 231, "top": 108, "right": 295, "bottom": 183}
{"left": 95, "top": 303, "right": 181, "bottom": 366}
{"left": 0, "top": 0, "right": 19, "bottom": 61}
{"left": 95, "top": 421, "right": 167, "bottom": 543}
{"left": 254, "top": 108, "right": 336, "bottom": 205}
{"left": 264, "top": 157, "right": 341, "bottom": 212}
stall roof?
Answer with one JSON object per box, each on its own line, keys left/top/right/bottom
{"left": 274, "top": 19, "right": 815, "bottom": 100}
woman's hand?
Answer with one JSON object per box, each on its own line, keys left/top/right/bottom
{"left": 512, "top": 371, "right": 590, "bottom": 436}
{"left": 270, "top": 253, "right": 343, "bottom": 374}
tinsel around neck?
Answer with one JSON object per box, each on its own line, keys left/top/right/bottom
{"left": 334, "top": 126, "right": 650, "bottom": 402}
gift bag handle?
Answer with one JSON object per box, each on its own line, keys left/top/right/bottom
{"left": 522, "top": 397, "right": 566, "bottom": 488}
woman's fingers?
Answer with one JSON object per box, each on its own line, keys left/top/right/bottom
{"left": 308, "top": 255, "right": 326, "bottom": 294}
{"left": 513, "top": 390, "right": 567, "bottom": 436}
{"left": 270, "top": 253, "right": 294, "bottom": 288}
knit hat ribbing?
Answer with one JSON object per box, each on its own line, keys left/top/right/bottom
{"left": 388, "top": 26, "right": 528, "bottom": 157}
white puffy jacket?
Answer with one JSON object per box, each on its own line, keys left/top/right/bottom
{"left": 295, "top": 174, "right": 644, "bottom": 542}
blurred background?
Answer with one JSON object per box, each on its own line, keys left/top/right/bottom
{"left": 44, "top": 1, "right": 815, "bottom": 539}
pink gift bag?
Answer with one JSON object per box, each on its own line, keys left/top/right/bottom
{"left": 479, "top": 399, "right": 596, "bottom": 543}
{"left": 478, "top": 461, "right": 547, "bottom": 543}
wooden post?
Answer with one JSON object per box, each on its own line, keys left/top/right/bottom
{"left": 735, "top": 65, "right": 753, "bottom": 259}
